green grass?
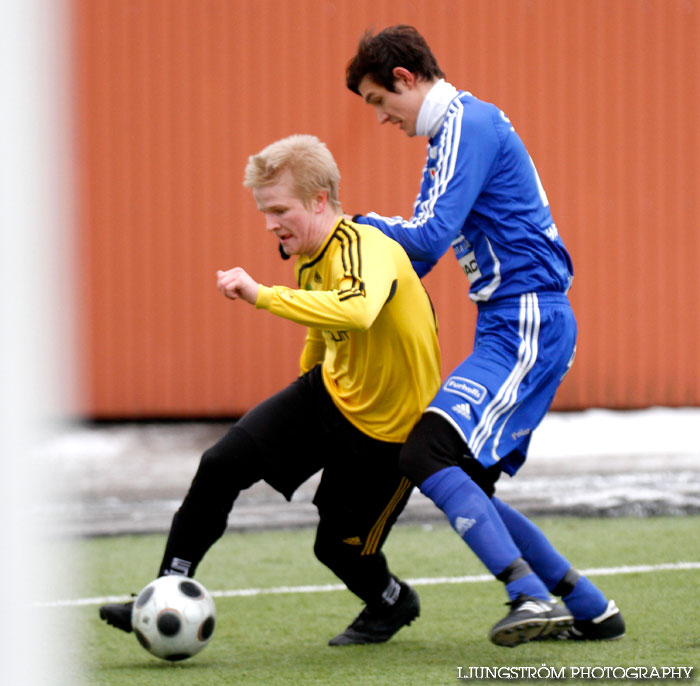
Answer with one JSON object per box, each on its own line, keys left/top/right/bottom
{"left": 47, "top": 516, "right": 700, "bottom": 685}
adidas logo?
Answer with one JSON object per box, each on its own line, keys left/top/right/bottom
{"left": 452, "top": 402, "right": 471, "bottom": 419}
{"left": 342, "top": 536, "right": 362, "bottom": 546}
{"left": 454, "top": 516, "right": 476, "bottom": 536}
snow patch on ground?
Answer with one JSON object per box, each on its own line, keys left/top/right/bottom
{"left": 34, "top": 408, "right": 700, "bottom": 536}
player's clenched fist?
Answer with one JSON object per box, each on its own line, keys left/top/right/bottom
{"left": 216, "top": 267, "right": 260, "bottom": 305}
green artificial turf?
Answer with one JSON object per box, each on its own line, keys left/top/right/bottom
{"left": 44, "top": 516, "right": 700, "bottom": 685}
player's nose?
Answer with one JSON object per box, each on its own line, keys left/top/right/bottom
{"left": 377, "top": 110, "right": 390, "bottom": 125}
{"left": 264, "top": 213, "right": 279, "bottom": 231}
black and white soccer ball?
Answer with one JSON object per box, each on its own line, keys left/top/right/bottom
{"left": 131, "top": 576, "right": 216, "bottom": 661}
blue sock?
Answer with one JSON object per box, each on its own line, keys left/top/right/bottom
{"left": 492, "top": 497, "right": 607, "bottom": 618}
{"left": 562, "top": 576, "right": 608, "bottom": 620}
{"left": 492, "top": 497, "right": 570, "bottom": 587}
{"left": 420, "top": 467, "right": 550, "bottom": 601}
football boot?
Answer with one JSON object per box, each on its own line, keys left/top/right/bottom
{"left": 328, "top": 582, "right": 419, "bottom": 646}
{"left": 99, "top": 601, "right": 134, "bottom": 633}
{"left": 489, "top": 594, "right": 573, "bottom": 647}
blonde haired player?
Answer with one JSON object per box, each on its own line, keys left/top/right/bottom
{"left": 100, "top": 134, "right": 441, "bottom": 647}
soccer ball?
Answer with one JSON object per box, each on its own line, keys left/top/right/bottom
{"left": 131, "top": 575, "right": 216, "bottom": 661}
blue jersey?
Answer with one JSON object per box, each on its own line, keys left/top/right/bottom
{"left": 356, "top": 91, "right": 574, "bottom": 302}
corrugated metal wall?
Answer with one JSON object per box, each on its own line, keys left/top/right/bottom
{"left": 73, "top": 0, "right": 700, "bottom": 417}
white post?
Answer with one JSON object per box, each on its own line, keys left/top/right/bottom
{"left": 0, "top": 0, "right": 75, "bottom": 683}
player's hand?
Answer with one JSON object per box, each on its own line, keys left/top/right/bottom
{"left": 216, "top": 267, "right": 260, "bottom": 305}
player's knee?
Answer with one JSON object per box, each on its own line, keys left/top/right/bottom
{"left": 399, "top": 412, "right": 467, "bottom": 487}
{"left": 188, "top": 449, "right": 225, "bottom": 497}
{"left": 313, "top": 521, "right": 362, "bottom": 570}
{"left": 193, "top": 426, "right": 262, "bottom": 493}
{"left": 195, "top": 444, "right": 234, "bottom": 485}
{"left": 313, "top": 530, "right": 346, "bottom": 569}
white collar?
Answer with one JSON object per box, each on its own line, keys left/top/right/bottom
{"left": 415, "top": 79, "right": 460, "bottom": 139}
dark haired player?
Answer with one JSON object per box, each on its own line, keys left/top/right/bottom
{"left": 346, "top": 25, "right": 624, "bottom": 646}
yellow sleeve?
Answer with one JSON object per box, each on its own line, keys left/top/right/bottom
{"left": 255, "top": 233, "right": 396, "bottom": 331}
{"left": 299, "top": 327, "right": 326, "bottom": 374}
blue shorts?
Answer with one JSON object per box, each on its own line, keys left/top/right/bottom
{"left": 426, "top": 292, "right": 577, "bottom": 476}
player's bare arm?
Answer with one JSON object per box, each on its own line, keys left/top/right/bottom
{"left": 216, "top": 267, "right": 260, "bottom": 305}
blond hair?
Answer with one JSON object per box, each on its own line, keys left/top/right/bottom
{"left": 243, "top": 134, "right": 341, "bottom": 212}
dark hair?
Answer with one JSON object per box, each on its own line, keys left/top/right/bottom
{"left": 346, "top": 25, "right": 445, "bottom": 95}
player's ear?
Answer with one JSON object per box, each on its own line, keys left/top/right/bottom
{"left": 392, "top": 67, "right": 416, "bottom": 89}
{"left": 311, "top": 190, "right": 327, "bottom": 213}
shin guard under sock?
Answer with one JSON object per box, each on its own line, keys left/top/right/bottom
{"left": 420, "top": 467, "right": 550, "bottom": 600}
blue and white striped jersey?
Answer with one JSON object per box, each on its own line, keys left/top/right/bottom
{"left": 355, "top": 90, "right": 574, "bottom": 302}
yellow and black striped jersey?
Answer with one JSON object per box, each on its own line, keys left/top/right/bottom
{"left": 255, "top": 217, "right": 441, "bottom": 442}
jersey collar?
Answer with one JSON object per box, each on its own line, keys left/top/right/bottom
{"left": 415, "top": 79, "right": 460, "bottom": 139}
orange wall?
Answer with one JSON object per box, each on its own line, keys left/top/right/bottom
{"left": 73, "top": 0, "right": 700, "bottom": 417}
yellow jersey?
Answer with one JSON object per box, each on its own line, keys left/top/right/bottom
{"left": 255, "top": 218, "right": 441, "bottom": 442}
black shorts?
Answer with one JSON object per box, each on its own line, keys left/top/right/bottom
{"left": 228, "top": 365, "right": 412, "bottom": 552}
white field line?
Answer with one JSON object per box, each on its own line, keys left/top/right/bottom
{"left": 36, "top": 561, "right": 700, "bottom": 609}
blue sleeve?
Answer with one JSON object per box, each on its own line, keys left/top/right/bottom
{"left": 352, "top": 215, "right": 436, "bottom": 277}
{"left": 357, "top": 102, "right": 502, "bottom": 263}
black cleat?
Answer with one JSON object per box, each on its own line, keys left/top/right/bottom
{"left": 489, "top": 594, "right": 573, "bottom": 647}
{"left": 536, "top": 599, "right": 626, "bottom": 641}
{"left": 569, "top": 600, "right": 625, "bottom": 640}
{"left": 328, "top": 583, "right": 420, "bottom": 646}
{"left": 99, "top": 601, "right": 134, "bottom": 633}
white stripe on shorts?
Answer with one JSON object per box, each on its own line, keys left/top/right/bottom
{"left": 468, "top": 293, "right": 541, "bottom": 460}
